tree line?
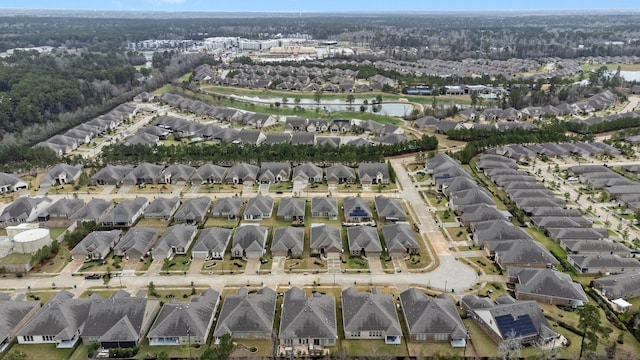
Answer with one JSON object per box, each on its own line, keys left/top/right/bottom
{"left": 449, "top": 121, "right": 588, "bottom": 164}
{"left": 98, "top": 136, "right": 437, "bottom": 166}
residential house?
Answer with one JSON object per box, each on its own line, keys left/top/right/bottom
{"left": 399, "top": 288, "right": 466, "bottom": 346}
{"left": 151, "top": 224, "right": 198, "bottom": 259}
{"left": 210, "top": 197, "right": 242, "bottom": 220}
{"left": 144, "top": 197, "right": 180, "bottom": 220}
{"left": 325, "top": 165, "right": 356, "bottom": 185}
{"left": 330, "top": 119, "right": 351, "bottom": 133}
{"left": 291, "top": 132, "right": 315, "bottom": 146}
{"left": 342, "top": 287, "right": 402, "bottom": 344}
{"left": 113, "top": 227, "right": 159, "bottom": 259}
{"left": 343, "top": 197, "right": 373, "bottom": 224}
{"left": 374, "top": 196, "right": 406, "bottom": 222}
{"left": 192, "top": 228, "right": 232, "bottom": 260}
{"left": 70, "top": 230, "right": 122, "bottom": 260}
{"left": 271, "top": 227, "right": 304, "bottom": 258}
{"left": 40, "top": 164, "right": 83, "bottom": 187}
{"left": 244, "top": 195, "right": 274, "bottom": 221}
{"left": 508, "top": 267, "right": 588, "bottom": 307}
{"left": 0, "top": 298, "right": 40, "bottom": 349}
{"left": 101, "top": 197, "right": 148, "bottom": 227}
{"left": 225, "top": 163, "right": 259, "bottom": 184}
{"left": 277, "top": 198, "right": 305, "bottom": 224}
{"left": 279, "top": 287, "right": 337, "bottom": 351}
{"left": 231, "top": 224, "right": 268, "bottom": 259}
{"left": 173, "top": 197, "right": 211, "bottom": 224}
{"left": 70, "top": 199, "right": 112, "bottom": 223}
{"left": 568, "top": 255, "right": 640, "bottom": 274}
{"left": 347, "top": 226, "right": 382, "bottom": 257}
{"left": 382, "top": 223, "right": 420, "bottom": 256}
{"left": 17, "top": 291, "right": 95, "bottom": 348}
{"left": 237, "top": 129, "right": 266, "bottom": 145}
{"left": 148, "top": 289, "right": 220, "bottom": 346}
{"left": 81, "top": 293, "right": 160, "bottom": 349}
{"left": 40, "top": 198, "right": 84, "bottom": 220}
{"left": 259, "top": 162, "right": 290, "bottom": 184}
{"left": 213, "top": 287, "right": 276, "bottom": 340}
{"left": 310, "top": 224, "right": 342, "bottom": 258}
{"left": 0, "top": 172, "right": 29, "bottom": 193}
{"left": 122, "top": 163, "right": 164, "bottom": 185}
{"left": 311, "top": 197, "right": 338, "bottom": 220}
{"left": 316, "top": 136, "right": 341, "bottom": 148}
{"left": 0, "top": 197, "right": 52, "bottom": 223}
{"left": 307, "top": 119, "right": 329, "bottom": 133}
{"left": 358, "top": 163, "right": 390, "bottom": 185}
{"left": 493, "top": 240, "right": 559, "bottom": 269}
{"left": 161, "top": 164, "right": 196, "bottom": 185}
{"left": 593, "top": 272, "right": 640, "bottom": 300}
{"left": 285, "top": 117, "right": 308, "bottom": 132}
{"left": 461, "top": 294, "right": 559, "bottom": 347}
{"left": 191, "top": 164, "right": 227, "bottom": 184}
{"left": 292, "top": 163, "right": 323, "bottom": 183}
{"left": 90, "top": 165, "right": 133, "bottom": 186}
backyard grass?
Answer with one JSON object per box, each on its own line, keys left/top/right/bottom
{"left": 7, "top": 343, "right": 77, "bottom": 360}
{"left": 136, "top": 218, "right": 172, "bottom": 229}
{"left": 137, "top": 338, "right": 208, "bottom": 359}
{"left": 343, "top": 339, "right": 408, "bottom": 357}
{"left": 463, "top": 319, "right": 500, "bottom": 358}
{"left": 446, "top": 227, "right": 470, "bottom": 241}
{"left": 230, "top": 339, "right": 274, "bottom": 358}
{"left": 203, "top": 216, "right": 240, "bottom": 228}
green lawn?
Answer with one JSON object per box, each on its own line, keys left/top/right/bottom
{"left": 468, "top": 256, "right": 501, "bottom": 275}
{"left": 269, "top": 182, "right": 293, "bottom": 192}
{"left": 343, "top": 339, "right": 408, "bottom": 357}
{"left": 161, "top": 255, "right": 192, "bottom": 272}
{"left": 49, "top": 227, "right": 68, "bottom": 240}
{"left": 446, "top": 227, "right": 469, "bottom": 241}
{"left": 436, "top": 210, "right": 457, "bottom": 223}
{"left": 6, "top": 344, "right": 76, "bottom": 360}
{"left": 344, "top": 256, "right": 368, "bottom": 270}
{"left": 0, "top": 252, "right": 32, "bottom": 265}
{"left": 285, "top": 257, "right": 327, "bottom": 272}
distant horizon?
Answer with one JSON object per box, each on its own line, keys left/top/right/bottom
{"left": 1, "top": 0, "right": 639, "bottom": 13}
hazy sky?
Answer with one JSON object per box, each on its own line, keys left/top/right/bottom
{"left": 2, "top": 0, "right": 640, "bottom": 12}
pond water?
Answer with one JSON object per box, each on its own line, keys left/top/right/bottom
{"left": 231, "top": 95, "right": 414, "bottom": 117}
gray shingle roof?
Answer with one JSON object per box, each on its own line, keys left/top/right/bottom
{"left": 593, "top": 272, "right": 640, "bottom": 299}
{"left": 325, "top": 165, "right": 355, "bottom": 182}
{"left": 113, "top": 227, "right": 159, "bottom": 259}
{"left": 192, "top": 228, "right": 232, "bottom": 254}
{"left": 244, "top": 195, "right": 274, "bottom": 218}
{"left": 232, "top": 225, "right": 268, "bottom": 253}
{"left": 342, "top": 287, "right": 401, "bottom": 336}
{"left": 211, "top": 198, "right": 242, "bottom": 217}
{"left": 277, "top": 198, "right": 305, "bottom": 219}
{"left": 374, "top": 196, "right": 406, "bottom": 221}
{"left": 311, "top": 197, "right": 338, "bottom": 216}
{"left": 174, "top": 197, "right": 211, "bottom": 223}
{"left": 71, "top": 230, "right": 122, "bottom": 258}
{"left": 0, "top": 299, "right": 39, "bottom": 343}
{"left": 102, "top": 197, "right": 148, "bottom": 225}
{"left": 191, "top": 164, "right": 227, "bottom": 184}
{"left": 271, "top": 227, "right": 304, "bottom": 254}
{"left": 71, "top": 199, "right": 112, "bottom": 222}
{"left": 279, "top": 287, "right": 337, "bottom": 340}
{"left": 152, "top": 224, "right": 198, "bottom": 258}
{"left": 43, "top": 198, "right": 85, "bottom": 219}
{"left": 213, "top": 287, "right": 276, "bottom": 337}
{"left": 358, "top": 163, "right": 389, "bottom": 183}
{"left": 292, "top": 163, "right": 323, "bottom": 182}
{"left": 259, "top": 162, "right": 290, "bottom": 183}
{"left": 400, "top": 289, "right": 466, "bottom": 339}
{"left": 148, "top": 289, "right": 219, "bottom": 339}
{"left": 82, "top": 294, "right": 151, "bottom": 344}
{"left": 347, "top": 226, "right": 382, "bottom": 253}
{"left": 226, "top": 163, "right": 259, "bottom": 183}
{"left": 509, "top": 267, "right": 588, "bottom": 303}
{"left": 310, "top": 224, "right": 342, "bottom": 252}
{"left": 91, "top": 165, "right": 134, "bottom": 185}
{"left": 382, "top": 223, "right": 419, "bottom": 253}
{"left": 40, "top": 164, "right": 83, "bottom": 187}
{"left": 144, "top": 197, "right": 180, "bottom": 219}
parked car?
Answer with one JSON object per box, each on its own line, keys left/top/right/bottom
{"left": 84, "top": 273, "right": 102, "bottom": 280}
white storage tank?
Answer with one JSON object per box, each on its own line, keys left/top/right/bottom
{"left": 13, "top": 228, "right": 52, "bottom": 254}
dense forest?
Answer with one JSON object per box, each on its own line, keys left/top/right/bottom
{"left": 1, "top": 14, "right": 640, "bottom": 58}
{"left": 0, "top": 49, "right": 207, "bottom": 145}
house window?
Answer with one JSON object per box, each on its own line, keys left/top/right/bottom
{"left": 435, "top": 333, "right": 449, "bottom": 341}
{"left": 416, "top": 333, "right": 427, "bottom": 341}
{"left": 351, "top": 331, "right": 360, "bottom": 337}
{"left": 43, "top": 335, "right": 55, "bottom": 342}
{"left": 23, "top": 336, "right": 34, "bottom": 342}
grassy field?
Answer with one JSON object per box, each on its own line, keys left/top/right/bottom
{"left": 161, "top": 255, "right": 192, "bottom": 272}
{"left": 137, "top": 338, "right": 208, "bottom": 359}
{"left": 469, "top": 256, "right": 501, "bottom": 275}
{"left": 580, "top": 63, "right": 640, "bottom": 72}
{"left": 436, "top": 210, "right": 458, "bottom": 223}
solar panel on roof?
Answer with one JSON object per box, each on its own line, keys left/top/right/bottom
{"left": 349, "top": 207, "right": 369, "bottom": 217}
{"left": 494, "top": 314, "right": 537, "bottom": 338}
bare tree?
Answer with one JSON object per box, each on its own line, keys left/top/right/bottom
{"left": 499, "top": 329, "right": 523, "bottom": 360}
